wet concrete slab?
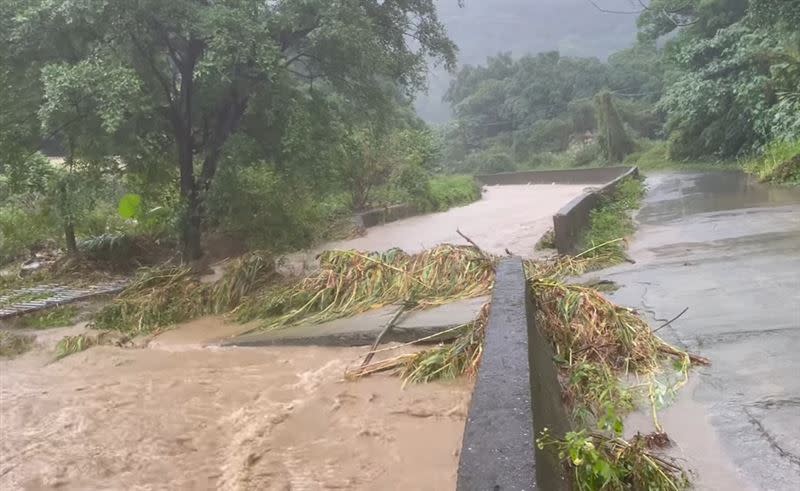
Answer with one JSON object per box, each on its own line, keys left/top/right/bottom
{"left": 587, "top": 171, "right": 800, "bottom": 489}
{"left": 223, "top": 296, "right": 490, "bottom": 347}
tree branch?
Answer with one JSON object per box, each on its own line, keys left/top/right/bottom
{"left": 129, "top": 33, "right": 175, "bottom": 108}
{"left": 585, "top": 0, "right": 642, "bottom": 15}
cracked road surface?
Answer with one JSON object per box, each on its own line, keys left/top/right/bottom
{"left": 597, "top": 171, "right": 800, "bottom": 489}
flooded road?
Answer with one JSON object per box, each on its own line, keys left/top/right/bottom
{"left": 310, "top": 184, "right": 587, "bottom": 258}
{"left": 601, "top": 171, "right": 800, "bottom": 489}
{"left": 0, "top": 318, "right": 472, "bottom": 490}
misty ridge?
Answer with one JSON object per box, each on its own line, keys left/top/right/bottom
{"left": 417, "top": 0, "right": 639, "bottom": 123}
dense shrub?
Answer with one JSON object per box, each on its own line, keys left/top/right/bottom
{"left": 0, "top": 197, "right": 59, "bottom": 263}
{"left": 206, "top": 164, "right": 348, "bottom": 252}
{"left": 428, "top": 175, "right": 481, "bottom": 210}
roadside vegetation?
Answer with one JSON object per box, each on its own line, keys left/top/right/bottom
{"left": 578, "top": 177, "right": 646, "bottom": 264}
{"left": 743, "top": 139, "right": 800, "bottom": 185}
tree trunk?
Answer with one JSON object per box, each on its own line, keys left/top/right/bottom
{"left": 177, "top": 131, "right": 203, "bottom": 261}
{"left": 64, "top": 220, "right": 78, "bottom": 255}
{"left": 175, "top": 43, "right": 204, "bottom": 261}
{"left": 61, "top": 142, "right": 78, "bottom": 256}
{"left": 183, "top": 189, "right": 203, "bottom": 261}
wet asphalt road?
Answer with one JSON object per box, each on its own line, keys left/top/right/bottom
{"left": 599, "top": 171, "right": 800, "bottom": 489}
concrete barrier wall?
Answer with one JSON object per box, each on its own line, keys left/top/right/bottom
{"left": 476, "top": 166, "right": 633, "bottom": 186}
{"left": 553, "top": 166, "right": 639, "bottom": 254}
{"left": 457, "top": 258, "right": 569, "bottom": 490}
{"left": 352, "top": 203, "right": 418, "bottom": 229}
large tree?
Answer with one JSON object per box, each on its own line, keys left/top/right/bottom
{"left": 11, "top": 0, "right": 456, "bottom": 259}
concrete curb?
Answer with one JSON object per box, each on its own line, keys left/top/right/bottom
{"left": 456, "top": 258, "right": 569, "bottom": 490}
{"left": 552, "top": 166, "right": 640, "bottom": 254}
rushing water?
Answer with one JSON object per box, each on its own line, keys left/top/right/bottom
{"left": 0, "top": 317, "right": 472, "bottom": 490}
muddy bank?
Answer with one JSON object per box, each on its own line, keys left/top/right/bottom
{"left": 0, "top": 318, "right": 472, "bottom": 490}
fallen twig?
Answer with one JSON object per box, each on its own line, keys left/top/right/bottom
{"left": 456, "top": 228, "right": 491, "bottom": 261}
{"left": 652, "top": 307, "right": 689, "bottom": 333}
{"left": 360, "top": 303, "right": 409, "bottom": 368}
{"left": 658, "top": 345, "right": 709, "bottom": 366}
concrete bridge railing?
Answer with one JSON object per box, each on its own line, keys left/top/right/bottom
{"left": 456, "top": 258, "right": 571, "bottom": 490}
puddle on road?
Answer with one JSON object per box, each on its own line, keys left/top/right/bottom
{"left": 638, "top": 171, "right": 800, "bottom": 224}
{"left": 625, "top": 377, "right": 754, "bottom": 491}
{"left": 0, "top": 318, "right": 472, "bottom": 490}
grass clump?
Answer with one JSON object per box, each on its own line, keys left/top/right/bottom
{"left": 526, "top": 259, "right": 707, "bottom": 490}
{"left": 578, "top": 177, "right": 645, "bottom": 264}
{"left": 93, "top": 251, "right": 277, "bottom": 334}
{"left": 54, "top": 334, "right": 97, "bottom": 359}
{"left": 347, "top": 302, "right": 490, "bottom": 385}
{"left": 0, "top": 331, "right": 35, "bottom": 357}
{"left": 237, "top": 245, "right": 494, "bottom": 330}
{"left": 19, "top": 305, "right": 79, "bottom": 329}
{"left": 538, "top": 428, "right": 689, "bottom": 491}
{"left": 743, "top": 139, "right": 800, "bottom": 185}
{"left": 428, "top": 175, "right": 481, "bottom": 211}
{"left": 624, "top": 140, "right": 736, "bottom": 171}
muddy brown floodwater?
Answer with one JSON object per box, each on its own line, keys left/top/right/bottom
{"left": 288, "top": 184, "right": 587, "bottom": 271}
{"left": 0, "top": 318, "right": 472, "bottom": 490}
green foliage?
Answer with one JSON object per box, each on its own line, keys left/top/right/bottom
{"left": 19, "top": 306, "right": 79, "bottom": 329}
{"left": 538, "top": 429, "right": 689, "bottom": 491}
{"left": 567, "top": 362, "right": 636, "bottom": 428}
{"left": 440, "top": 1, "right": 799, "bottom": 170}
{"left": 743, "top": 139, "right": 800, "bottom": 185}
{"left": 648, "top": 0, "right": 800, "bottom": 159}
{"left": 427, "top": 175, "right": 481, "bottom": 211}
{"left": 4, "top": 0, "right": 458, "bottom": 259}
{"left": 624, "top": 140, "right": 737, "bottom": 170}
{"left": 79, "top": 233, "right": 135, "bottom": 261}
{"left": 117, "top": 194, "right": 141, "bottom": 220}
{"left": 0, "top": 197, "right": 60, "bottom": 263}
{"left": 54, "top": 334, "right": 96, "bottom": 359}
{"left": 206, "top": 164, "right": 332, "bottom": 253}
{"left": 464, "top": 147, "right": 517, "bottom": 174}
{"left": 441, "top": 49, "right": 661, "bottom": 172}
{"left": 579, "top": 178, "right": 645, "bottom": 262}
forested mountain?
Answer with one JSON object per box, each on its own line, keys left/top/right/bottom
{"left": 415, "top": 0, "right": 640, "bottom": 122}
{"left": 436, "top": 0, "right": 800, "bottom": 178}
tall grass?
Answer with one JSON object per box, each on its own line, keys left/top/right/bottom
{"left": 743, "top": 139, "right": 800, "bottom": 185}
{"left": 623, "top": 139, "right": 738, "bottom": 171}
{"left": 428, "top": 175, "right": 481, "bottom": 210}
{"left": 578, "top": 177, "right": 645, "bottom": 264}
